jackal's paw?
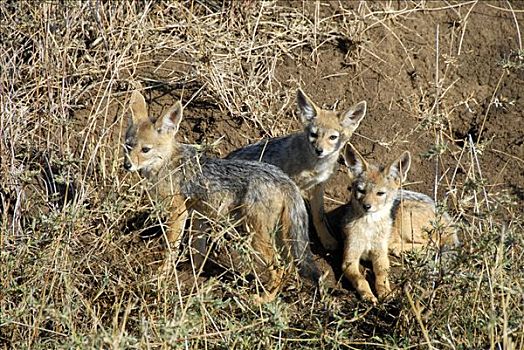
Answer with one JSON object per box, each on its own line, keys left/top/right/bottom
{"left": 376, "top": 287, "right": 391, "bottom": 301}
{"left": 361, "top": 293, "right": 378, "bottom": 305}
{"left": 252, "top": 292, "right": 277, "bottom": 305}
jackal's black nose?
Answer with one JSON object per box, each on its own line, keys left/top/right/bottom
{"left": 363, "top": 204, "right": 372, "bottom": 211}
{"left": 315, "top": 147, "right": 323, "bottom": 156}
{"left": 123, "top": 160, "right": 132, "bottom": 171}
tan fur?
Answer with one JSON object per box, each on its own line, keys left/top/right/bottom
{"left": 296, "top": 90, "right": 366, "bottom": 251}
{"left": 339, "top": 147, "right": 409, "bottom": 303}
{"left": 123, "top": 91, "right": 320, "bottom": 303}
{"left": 339, "top": 145, "right": 459, "bottom": 303}
{"left": 227, "top": 89, "right": 367, "bottom": 252}
{"left": 389, "top": 195, "right": 459, "bottom": 256}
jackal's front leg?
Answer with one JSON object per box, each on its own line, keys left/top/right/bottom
{"left": 310, "top": 183, "right": 338, "bottom": 251}
{"left": 161, "top": 195, "right": 188, "bottom": 273}
{"left": 342, "top": 258, "right": 377, "bottom": 304}
{"left": 342, "top": 240, "right": 377, "bottom": 303}
{"left": 165, "top": 195, "right": 189, "bottom": 249}
{"left": 370, "top": 248, "right": 391, "bottom": 300}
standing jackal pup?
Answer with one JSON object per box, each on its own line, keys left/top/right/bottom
{"left": 339, "top": 146, "right": 411, "bottom": 303}
{"left": 123, "top": 91, "right": 320, "bottom": 303}
{"left": 228, "top": 89, "right": 367, "bottom": 251}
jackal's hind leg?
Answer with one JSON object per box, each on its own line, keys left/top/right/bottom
{"left": 252, "top": 267, "right": 285, "bottom": 305}
{"left": 248, "top": 211, "right": 286, "bottom": 304}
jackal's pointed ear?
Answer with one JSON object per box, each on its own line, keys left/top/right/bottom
{"left": 387, "top": 151, "right": 411, "bottom": 182}
{"left": 340, "top": 100, "right": 366, "bottom": 131}
{"left": 297, "top": 88, "right": 320, "bottom": 123}
{"left": 156, "top": 101, "right": 183, "bottom": 134}
{"left": 129, "top": 91, "right": 148, "bottom": 124}
{"left": 343, "top": 144, "right": 367, "bottom": 176}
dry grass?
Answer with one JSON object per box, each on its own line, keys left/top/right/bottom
{"left": 1, "top": 1, "right": 523, "bottom": 349}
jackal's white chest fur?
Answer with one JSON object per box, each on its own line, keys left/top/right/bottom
{"left": 345, "top": 209, "right": 392, "bottom": 261}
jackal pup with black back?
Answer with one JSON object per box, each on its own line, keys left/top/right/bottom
{"left": 333, "top": 145, "right": 459, "bottom": 303}
{"left": 123, "top": 91, "right": 320, "bottom": 303}
{"left": 227, "top": 89, "right": 367, "bottom": 251}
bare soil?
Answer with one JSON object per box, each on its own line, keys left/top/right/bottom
{"left": 150, "top": 2, "right": 524, "bottom": 210}
{"left": 136, "top": 0, "right": 524, "bottom": 288}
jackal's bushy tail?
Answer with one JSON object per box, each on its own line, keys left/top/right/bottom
{"left": 281, "top": 187, "right": 321, "bottom": 285}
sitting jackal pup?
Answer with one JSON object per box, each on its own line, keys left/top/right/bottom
{"left": 123, "top": 91, "right": 320, "bottom": 303}
{"left": 227, "top": 89, "right": 367, "bottom": 251}
{"left": 339, "top": 146, "right": 458, "bottom": 303}
{"left": 338, "top": 146, "right": 411, "bottom": 303}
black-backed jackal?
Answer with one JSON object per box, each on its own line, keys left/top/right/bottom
{"left": 123, "top": 91, "right": 320, "bottom": 303}
{"left": 227, "top": 89, "right": 367, "bottom": 251}
{"left": 335, "top": 145, "right": 458, "bottom": 303}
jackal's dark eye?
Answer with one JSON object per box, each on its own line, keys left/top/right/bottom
{"left": 329, "top": 135, "right": 338, "bottom": 140}
{"left": 141, "top": 146, "right": 151, "bottom": 153}
{"left": 377, "top": 191, "right": 386, "bottom": 196}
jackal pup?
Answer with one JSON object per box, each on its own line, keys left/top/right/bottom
{"left": 388, "top": 190, "right": 459, "bottom": 257}
{"left": 123, "top": 91, "right": 320, "bottom": 303}
{"left": 337, "top": 146, "right": 458, "bottom": 303}
{"left": 227, "top": 89, "right": 367, "bottom": 251}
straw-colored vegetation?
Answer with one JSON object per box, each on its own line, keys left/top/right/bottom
{"left": 1, "top": 1, "right": 523, "bottom": 348}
